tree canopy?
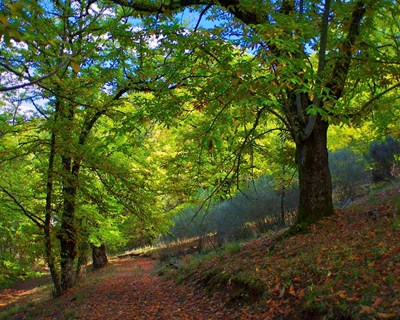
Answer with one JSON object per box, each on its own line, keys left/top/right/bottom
{"left": 1, "top": 0, "right": 399, "bottom": 295}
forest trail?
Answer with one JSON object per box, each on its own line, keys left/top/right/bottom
{"left": 2, "top": 184, "right": 399, "bottom": 320}
{"left": 1, "top": 257, "right": 248, "bottom": 320}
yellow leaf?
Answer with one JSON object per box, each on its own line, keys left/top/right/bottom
{"left": 0, "top": 16, "right": 9, "bottom": 27}
{"left": 279, "top": 286, "right": 285, "bottom": 298}
{"left": 71, "top": 61, "right": 80, "bottom": 74}
{"left": 289, "top": 285, "right": 296, "bottom": 296}
{"left": 359, "top": 305, "right": 375, "bottom": 314}
{"left": 377, "top": 312, "right": 397, "bottom": 319}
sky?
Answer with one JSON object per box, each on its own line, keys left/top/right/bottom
{"left": 0, "top": 4, "right": 229, "bottom": 116}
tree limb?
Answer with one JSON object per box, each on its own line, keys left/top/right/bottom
{"left": 352, "top": 81, "right": 400, "bottom": 118}
{"left": 300, "top": 0, "right": 330, "bottom": 141}
{"left": 112, "top": 0, "right": 267, "bottom": 25}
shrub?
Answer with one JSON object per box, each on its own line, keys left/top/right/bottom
{"left": 367, "top": 136, "right": 400, "bottom": 183}
{"left": 329, "top": 148, "right": 368, "bottom": 206}
{"left": 214, "top": 176, "right": 298, "bottom": 245}
{"left": 164, "top": 175, "right": 299, "bottom": 248}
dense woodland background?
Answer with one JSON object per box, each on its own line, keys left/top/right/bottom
{"left": 0, "top": 0, "right": 399, "bottom": 301}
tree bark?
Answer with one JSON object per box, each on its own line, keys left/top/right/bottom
{"left": 92, "top": 244, "right": 108, "bottom": 270}
{"left": 59, "top": 154, "right": 80, "bottom": 291}
{"left": 44, "top": 116, "right": 62, "bottom": 297}
{"left": 59, "top": 184, "right": 78, "bottom": 291}
{"left": 296, "top": 116, "right": 333, "bottom": 225}
{"left": 76, "top": 238, "right": 90, "bottom": 281}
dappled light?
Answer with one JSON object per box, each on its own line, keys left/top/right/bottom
{"left": 1, "top": 0, "right": 399, "bottom": 318}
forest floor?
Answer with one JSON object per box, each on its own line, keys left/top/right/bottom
{"left": 0, "top": 257, "right": 245, "bottom": 320}
{"left": 0, "top": 182, "right": 399, "bottom": 320}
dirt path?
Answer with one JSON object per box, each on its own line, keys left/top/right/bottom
{"left": 1, "top": 258, "right": 250, "bottom": 320}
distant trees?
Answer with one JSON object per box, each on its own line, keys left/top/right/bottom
{"left": 166, "top": 134, "right": 400, "bottom": 246}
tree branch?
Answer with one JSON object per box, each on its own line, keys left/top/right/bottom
{"left": 352, "top": 81, "right": 400, "bottom": 118}
{"left": 326, "top": 1, "right": 366, "bottom": 100}
{"left": 0, "top": 186, "right": 45, "bottom": 228}
{"left": 0, "top": 60, "right": 68, "bottom": 92}
{"left": 300, "top": 0, "right": 330, "bottom": 141}
{"left": 194, "top": 4, "right": 212, "bottom": 32}
{"left": 112, "top": 0, "right": 267, "bottom": 25}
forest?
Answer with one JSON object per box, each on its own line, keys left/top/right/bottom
{"left": 0, "top": 0, "right": 399, "bottom": 318}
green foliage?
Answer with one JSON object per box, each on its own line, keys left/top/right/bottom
{"left": 1, "top": 0, "right": 400, "bottom": 295}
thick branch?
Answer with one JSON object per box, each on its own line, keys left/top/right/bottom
{"left": 326, "top": 1, "right": 366, "bottom": 100}
{"left": 112, "top": 0, "right": 267, "bottom": 25}
{"left": 112, "top": 0, "right": 211, "bottom": 13}
{"left": 301, "top": 0, "right": 331, "bottom": 141}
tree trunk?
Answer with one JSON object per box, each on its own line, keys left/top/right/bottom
{"left": 44, "top": 129, "right": 62, "bottom": 296}
{"left": 296, "top": 116, "right": 333, "bottom": 225}
{"left": 59, "top": 155, "right": 79, "bottom": 291}
{"left": 59, "top": 188, "right": 78, "bottom": 291}
{"left": 76, "top": 238, "right": 90, "bottom": 281}
{"left": 92, "top": 244, "right": 108, "bottom": 270}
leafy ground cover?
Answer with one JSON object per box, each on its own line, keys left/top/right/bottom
{"left": 0, "top": 257, "right": 242, "bottom": 319}
{"left": 0, "top": 182, "right": 399, "bottom": 319}
{"left": 175, "top": 183, "right": 400, "bottom": 319}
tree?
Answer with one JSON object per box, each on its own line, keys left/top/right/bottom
{"left": 112, "top": 0, "right": 400, "bottom": 225}
{"left": 1, "top": 0, "right": 171, "bottom": 295}
{"left": 0, "top": 114, "right": 46, "bottom": 286}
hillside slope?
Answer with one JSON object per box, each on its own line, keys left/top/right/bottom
{"left": 174, "top": 184, "right": 400, "bottom": 319}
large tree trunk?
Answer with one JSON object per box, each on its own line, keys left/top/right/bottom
{"left": 92, "top": 244, "right": 108, "bottom": 270}
{"left": 296, "top": 116, "right": 333, "bottom": 225}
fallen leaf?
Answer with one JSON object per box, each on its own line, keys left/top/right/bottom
{"left": 279, "top": 286, "right": 285, "bottom": 298}
{"left": 377, "top": 312, "right": 397, "bottom": 319}
{"left": 373, "top": 298, "right": 383, "bottom": 308}
{"left": 359, "top": 305, "right": 375, "bottom": 314}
